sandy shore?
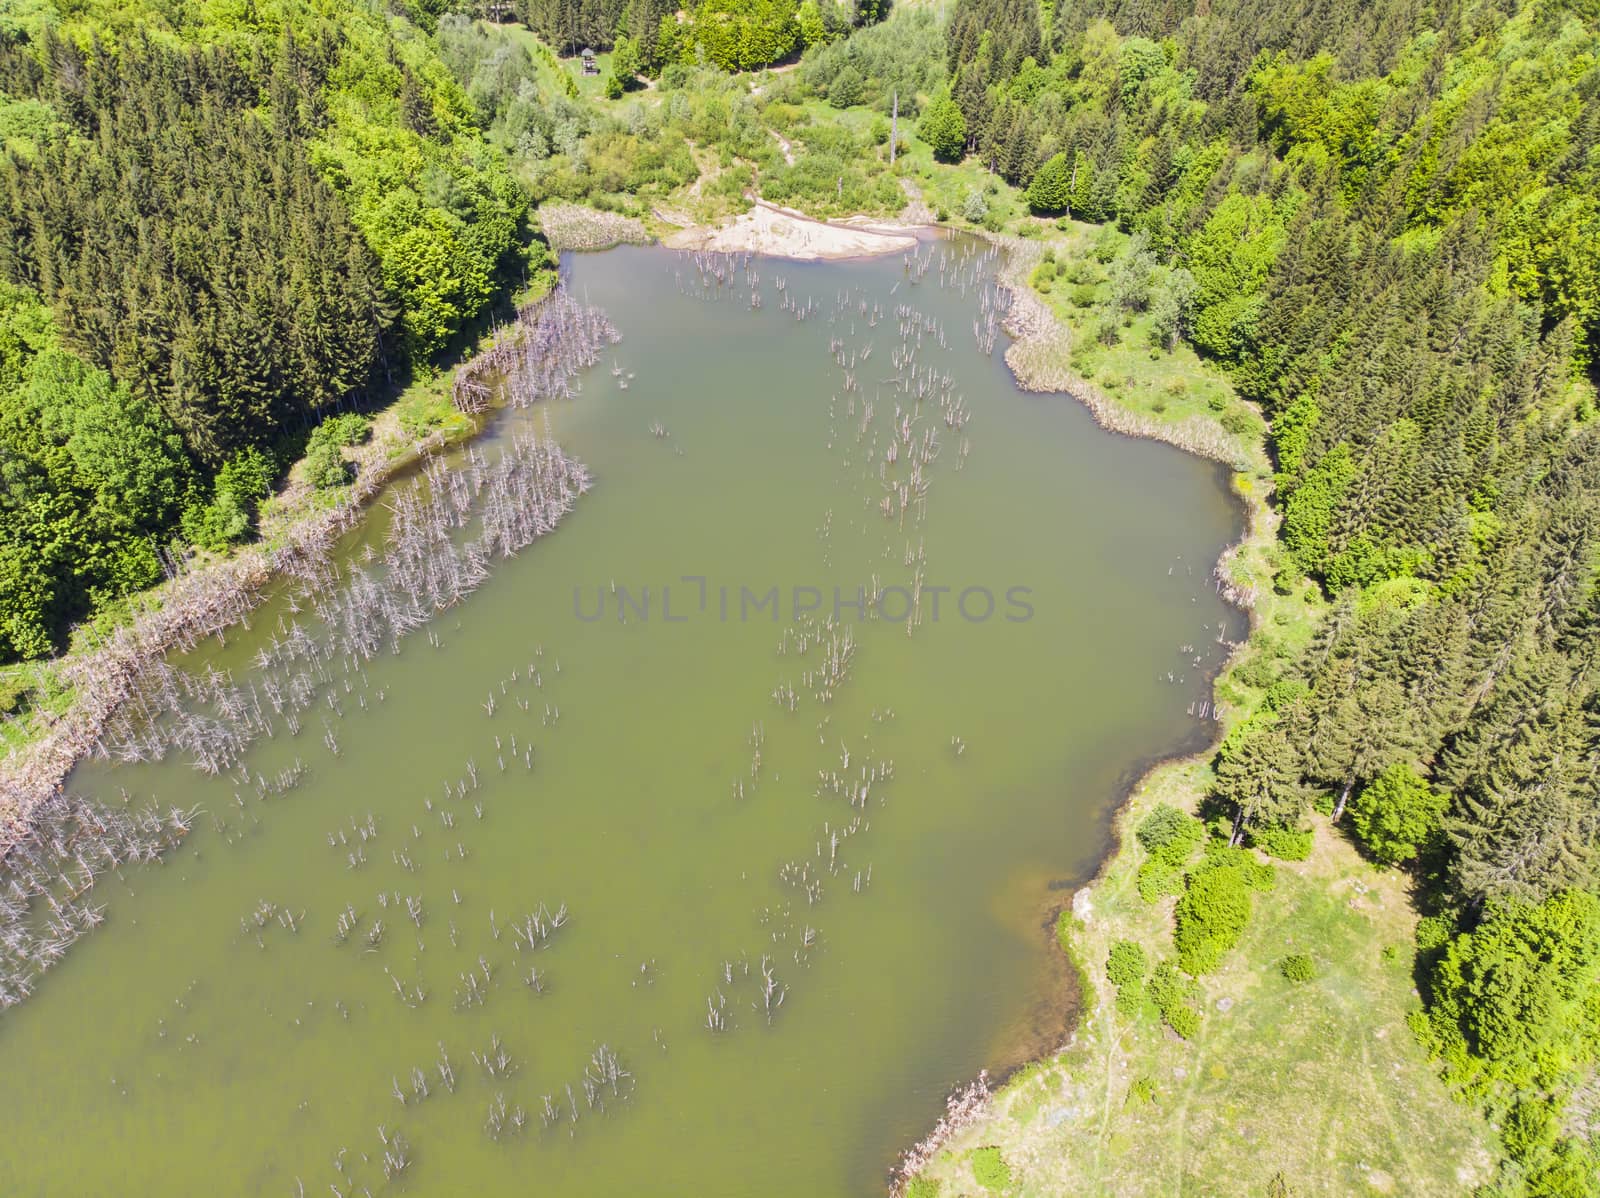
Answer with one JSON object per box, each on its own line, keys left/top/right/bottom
{"left": 661, "top": 200, "right": 919, "bottom": 260}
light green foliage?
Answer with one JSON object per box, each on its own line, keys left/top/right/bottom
{"left": 1025, "top": 151, "right": 1071, "bottom": 214}
{"left": 1106, "top": 939, "right": 1148, "bottom": 987}
{"left": 664, "top": 0, "right": 801, "bottom": 72}
{"left": 1416, "top": 890, "right": 1600, "bottom": 1099}
{"left": 1416, "top": 890, "right": 1600, "bottom": 1180}
{"left": 182, "top": 447, "right": 276, "bottom": 552}
{"left": 1107, "top": 938, "right": 1150, "bottom": 1017}
{"left": 826, "top": 64, "right": 863, "bottom": 108}
{"left": 1117, "top": 37, "right": 1165, "bottom": 106}
{"left": 1135, "top": 803, "right": 1204, "bottom": 867}
{"left": 1279, "top": 953, "right": 1315, "bottom": 982}
{"left": 0, "top": 285, "right": 191, "bottom": 657}
{"left": 1145, "top": 960, "right": 1201, "bottom": 1038}
{"left": 1107, "top": 234, "right": 1157, "bottom": 312}
{"left": 1149, "top": 266, "right": 1196, "bottom": 350}
{"left": 1348, "top": 762, "right": 1447, "bottom": 866}
{"left": 303, "top": 414, "right": 373, "bottom": 490}
{"left": 1174, "top": 845, "right": 1276, "bottom": 975}
{"left": 970, "top": 1145, "right": 1012, "bottom": 1192}
{"left": 905, "top": 1178, "right": 941, "bottom": 1198}
{"left": 1249, "top": 825, "right": 1314, "bottom": 861}
{"left": 918, "top": 97, "right": 966, "bottom": 163}
{"left": 962, "top": 185, "right": 989, "bottom": 224}
{"left": 1186, "top": 194, "right": 1285, "bottom": 361}
{"left": 1136, "top": 858, "right": 1186, "bottom": 903}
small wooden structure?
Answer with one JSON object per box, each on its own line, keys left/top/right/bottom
{"left": 580, "top": 48, "right": 599, "bottom": 75}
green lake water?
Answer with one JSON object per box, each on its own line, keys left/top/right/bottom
{"left": 0, "top": 240, "right": 1243, "bottom": 1196}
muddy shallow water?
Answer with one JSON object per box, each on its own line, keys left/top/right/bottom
{"left": 0, "top": 240, "right": 1243, "bottom": 1196}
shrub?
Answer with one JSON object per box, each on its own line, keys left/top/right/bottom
{"left": 1108, "top": 939, "right": 1151, "bottom": 1017}
{"left": 1279, "top": 953, "right": 1315, "bottom": 982}
{"left": 1025, "top": 151, "right": 1071, "bottom": 214}
{"left": 1129, "top": 1075, "right": 1156, "bottom": 1104}
{"left": 0, "top": 675, "right": 32, "bottom": 717}
{"left": 1416, "top": 891, "right": 1600, "bottom": 1100}
{"left": 1070, "top": 283, "right": 1098, "bottom": 307}
{"left": 970, "top": 1146, "right": 1011, "bottom": 1193}
{"left": 1137, "top": 859, "right": 1185, "bottom": 903}
{"left": 917, "top": 98, "right": 965, "bottom": 163}
{"left": 1415, "top": 913, "right": 1455, "bottom": 952}
{"left": 961, "top": 186, "right": 988, "bottom": 224}
{"left": 183, "top": 445, "right": 276, "bottom": 549}
{"left": 1174, "top": 847, "right": 1274, "bottom": 975}
{"left": 1146, "top": 962, "right": 1200, "bottom": 1038}
{"left": 303, "top": 414, "right": 372, "bottom": 490}
{"left": 1250, "top": 825, "right": 1313, "bottom": 861}
{"left": 1106, "top": 940, "right": 1148, "bottom": 988}
{"left": 1136, "top": 804, "right": 1203, "bottom": 867}
{"left": 827, "top": 65, "right": 863, "bottom": 108}
{"left": 905, "top": 1179, "right": 941, "bottom": 1198}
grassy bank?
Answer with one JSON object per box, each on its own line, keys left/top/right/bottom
{"left": 894, "top": 183, "right": 1498, "bottom": 1195}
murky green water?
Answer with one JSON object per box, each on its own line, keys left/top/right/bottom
{"left": 0, "top": 241, "right": 1242, "bottom": 1196}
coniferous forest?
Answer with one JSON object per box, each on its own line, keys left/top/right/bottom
{"left": 3, "top": 0, "right": 1600, "bottom": 1189}
{"left": 929, "top": 0, "right": 1600, "bottom": 1185}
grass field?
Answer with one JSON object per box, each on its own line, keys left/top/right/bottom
{"left": 914, "top": 802, "right": 1497, "bottom": 1196}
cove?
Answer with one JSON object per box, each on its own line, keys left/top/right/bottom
{"left": 0, "top": 239, "right": 1244, "bottom": 1196}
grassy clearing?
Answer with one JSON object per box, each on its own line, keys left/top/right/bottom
{"left": 915, "top": 797, "right": 1497, "bottom": 1196}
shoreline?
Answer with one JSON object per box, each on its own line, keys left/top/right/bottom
{"left": 0, "top": 299, "right": 540, "bottom": 849}
{"left": 1, "top": 217, "right": 1275, "bottom": 1170}
{"left": 0, "top": 419, "right": 474, "bottom": 851}
{"left": 889, "top": 230, "right": 1275, "bottom": 1191}
{"left": 660, "top": 198, "right": 923, "bottom": 260}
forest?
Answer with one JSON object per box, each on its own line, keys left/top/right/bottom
{"left": 921, "top": 0, "right": 1600, "bottom": 1188}
{"left": 3, "top": 0, "right": 1600, "bottom": 1188}
{"left": 0, "top": 0, "right": 535, "bottom": 660}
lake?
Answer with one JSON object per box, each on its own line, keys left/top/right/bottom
{"left": 0, "top": 238, "right": 1243, "bottom": 1195}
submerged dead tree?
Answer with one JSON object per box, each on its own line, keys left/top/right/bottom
{"left": 453, "top": 289, "right": 620, "bottom": 414}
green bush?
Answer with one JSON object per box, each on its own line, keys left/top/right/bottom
{"left": 970, "top": 1145, "right": 1011, "bottom": 1193}
{"left": 1137, "top": 859, "right": 1186, "bottom": 903}
{"left": 1136, "top": 804, "right": 1204, "bottom": 867}
{"left": 1250, "top": 825, "right": 1314, "bottom": 861}
{"left": 183, "top": 445, "right": 276, "bottom": 549}
{"left": 1070, "top": 282, "right": 1098, "bottom": 307}
{"left": 905, "top": 1179, "right": 941, "bottom": 1198}
{"left": 917, "top": 98, "right": 966, "bottom": 163}
{"left": 1415, "top": 913, "right": 1455, "bottom": 952}
{"left": 1106, "top": 939, "right": 1148, "bottom": 988}
{"left": 1129, "top": 1075, "right": 1156, "bottom": 1104}
{"left": 303, "top": 414, "right": 373, "bottom": 490}
{"left": 1146, "top": 961, "right": 1201, "bottom": 1038}
{"left": 1279, "top": 953, "right": 1315, "bottom": 982}
{"left": 0, "top": 675, "right": 32, "bottom": 717}
{"left": 1174, "top": 847, "right": 1274, "bottom": 975}
{"left": 1108, "top": 939, "right": 1152, "bottom": 1018}
{"left": 1025, "top": 151, "right": 1071, "bottom": 214}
